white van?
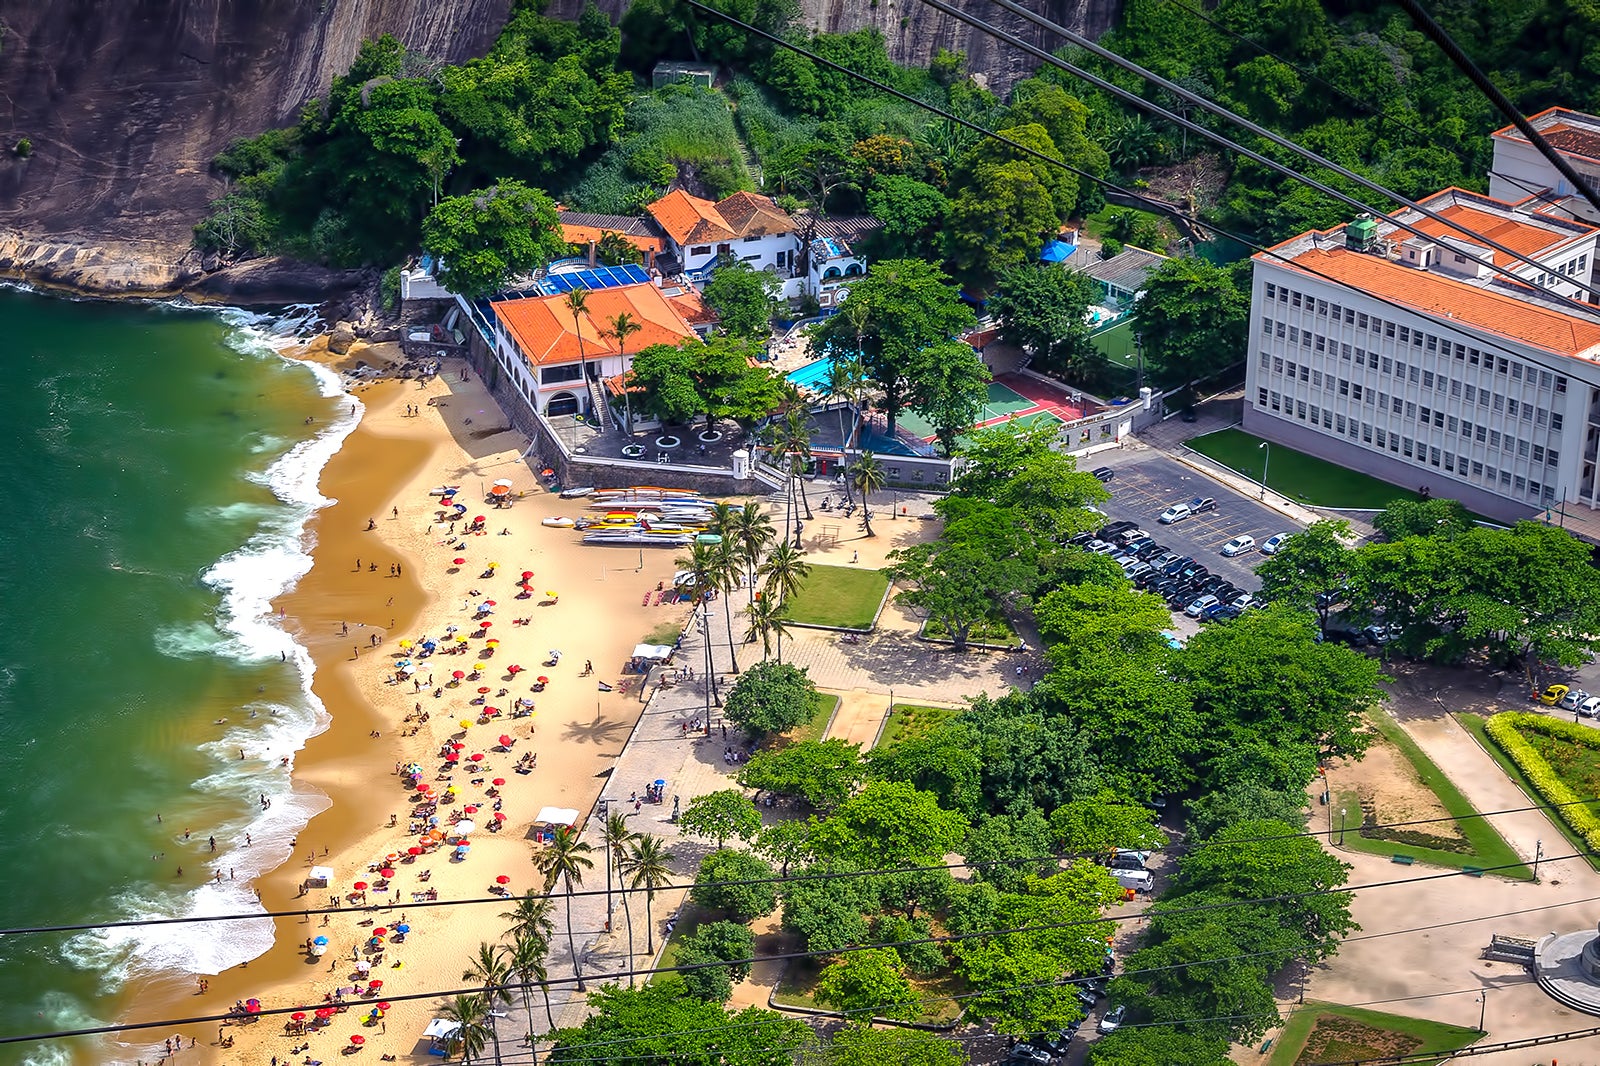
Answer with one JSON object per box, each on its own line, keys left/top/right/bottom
{"left": 1111, "top": 868, "right": 1153, "bottom": 892}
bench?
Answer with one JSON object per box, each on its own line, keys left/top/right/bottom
{"left": 1391, "top": 854, "right": 1415, "bottom": 864}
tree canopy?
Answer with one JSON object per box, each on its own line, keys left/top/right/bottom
{"left": 721, "top": 661, "right": 819, "bottom": 738}
{"left": 547, "top": 984, "right": 804, "bottom": 1065}
{"left": 703, "top": 256, "right": 781, "bottom": 338}
{"left": 740, "top": 738, "right": 864, "bottom": 810}
{"left": 628, "top": 336, "right": 784, "bottom": 429}
{"left": 1132, "top": 258, "right": 1250, "bottom": 389}
{"left": 421, "top": 179, "right": 566, "bottom": 298}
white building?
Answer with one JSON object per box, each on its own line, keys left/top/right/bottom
{"left": 1243, "top": 187, "right": 1600, "bottom": 524}
{"left": 646, "top": 189, "right": 806, "bottom": 295}
{"left": 1489, "top": 107, "right": 1600, "bottom": 227}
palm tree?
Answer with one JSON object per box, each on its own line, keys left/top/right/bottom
{"left": 760, "top": 541, "right": 811, "bottom": 604}
{"left": 623, "top": 834, "right": 674, "bottom": 954}
{"left": 564, "top": 288, "right": 593, "bottom": 412}
{"left": 770, "top": 407, "right": 814, "bottom": 541}
{"left": 710, "top": 503, "right": 744, "bottom": 675}
{"left": 850, "top": 451, "right": 887, "bottom": 538}
{"left": 742, "top": 595, "right": 793, "bottom": 664}
{"left": 732, "top": 503, "right": 776, "bottom": 605}
{"left": 505, "top": 929, "right": 554, "bottom": 1049}
{"left": 535, "top": 824, "right": 595, "bottom": 991}
{"left": 462, "top": 942, "right": 511, "bottom": 1066}
{"left": 599, "top": 810, "right": 637, "bottom": 936}
{"left": 674, "top": 541, "right": 723, "bottom": 609}
{"left": 438, "top": 993, "right": 491, "bottom": 1065}
{"left": 499, "top": 891, "right": 556, "bottom": 946}
{"left": 824, "top": 356, "right": 866, "bottom": 498}
{"left": 602, "top": 311, "right": 643, "bottom": 435}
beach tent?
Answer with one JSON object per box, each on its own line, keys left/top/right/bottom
{"left": 531, "top": 807, "right": 580, "bottom": 844}
{"left": 631, "top": 644, "right": 674, "bottom": 661}
{"left": 423, "top": 1018, "right": 461, "bottom": 1056}
{"left": 307, "top": 866, "right": 334, "bottom": 887}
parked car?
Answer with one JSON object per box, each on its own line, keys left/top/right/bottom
{"left": 1560, "top": 688, "right": 1590, "bottom": 712}
{"left": 1003, "top": 1046, "right": 1051, "bottom": 1066}
{"left": 1098, "top": 521, "right": 1138, "bottom": 541}
{"left": 1581, "top": 695, "right": 1600, "bottom": 718}
{"left": 1229, "top": 592, "right": 1254, "bottom": 609}
{"left": 1158, "top": 503, "right": 1192, "bottom": 524}
{"left": 1220, "top": 534, "right": 1257, "bottom": 557}
{"left": 1180, "top": 407, "right": 1198, "bottom": 422}
{"left": 1133, "top": 540, "right": 1166, "bottom": 560}
{"left": 1209, "top": 605, "right": 1243, "bottom": 622}
{"left": 1185, "top": 594, "right": 1221, "bottom": 618}
{"left": 1087, "top": 540, "right": 1117, "bottom": 555}
{"left": 1098, "top": 1005, "right": 1127, "bottom": 1033}
{"left": 1116, "top": 527, "right": 1149, "bottom": 546}
{"left": 1540, "top": 684, "right": 1570, "bottom": 705}
{"left": 1160, "top": 555, "right": 1194, "bottom": 576}
{"left": 1067, "top": 532, "right": 1095, "bottom": 547}
{"left": 1179, "top": 562, "right": 1210, "bottom": 582}
{"left": 1110, "top": 848, "right": 1149, "bottom": 869}
{"left": 1026, "top": 1030, "right": 1075, "bottom": 1056}
{"left": 1260, "top": 532, "right": 1294, "bottom": 554}
{"left": 1189, "top": 496, "right": 1217, "bottom": 514}
{"left": 1125, "top": 562, "right": 1153, "bottom": 582}
{"left": 1149, "top": 551, "right": 1182, "bottom": 571}
{"left": 1091, "top": 466, "right": 1116, "bottom": 482}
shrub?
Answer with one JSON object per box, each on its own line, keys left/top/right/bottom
{"left": 690, "top": 849, "right": 778, "bottom": 922}
{"left": 14, "top": 137, "right": 32, "bottom": 158}
{"left": 1484, "top": 711, "right": 1600, "bottom": 849}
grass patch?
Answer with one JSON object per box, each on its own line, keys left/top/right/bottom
{"left": 1090, "top": 320, "right": 1139, "bottom": 367}
{"left": 773, "top": 957, "right": 964, "bottom": 1025}
{"left": 782, "top": 565, "right": 889, "bottom": 629}
{"left": 643, "top": 621, "right": 682, "bottom": 646}
{"left": 1266, "top": 1002, "right": 1481, "bottom": 1066}
{"left": 648, "top": 902, "right": 712, "bottom": 985}
{"left": 920, "top": 614, "right": 1017, "bottom": 645}
{"left": 1333, "top": 712, "right": 1530, "bottom": 878}
{"left": 784, "top": 692, "right": 841, "bottom": 745}
{"left": 1188, "top": 428, "right": 1424, "bottom": 510}
{"left": 876, "top": 704, "right": 959, "bottom": 750}
{"left": 1458, "top": 712, "right": 1600, "bottom": 871}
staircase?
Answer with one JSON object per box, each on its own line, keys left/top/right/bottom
{"left": 585, "top": 375, "right": 611, "bottom": 431}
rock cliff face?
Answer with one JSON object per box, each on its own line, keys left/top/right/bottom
{"left": 0, "top": 0, "right": 1114, "bottom": 299}
{"left": 0, "top": 0, "right": 511, "bottom": 298}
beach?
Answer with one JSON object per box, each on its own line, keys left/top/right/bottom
{"left": 124, "top": 343, "right": 691, "bottom": 1065}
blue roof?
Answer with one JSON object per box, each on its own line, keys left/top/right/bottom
{"left": 1040, "top": 240, "right": 1076, "bottom": 263}
{"left": 497, "top": 264, "right": 651, "bottom": 300}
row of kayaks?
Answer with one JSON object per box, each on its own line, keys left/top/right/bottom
{"left": 549, "top": 487, "right": 723, "bottom": 547}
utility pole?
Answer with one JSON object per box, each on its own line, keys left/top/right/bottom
{"left": 1258, "top": 440, "right": 1272, "bottom": 501}
{"left": 1534, "top": 838, "right": 1544, "bottom": 882}
{"left": 1477, "top": 989, "right": 1487, "bottom": 1033}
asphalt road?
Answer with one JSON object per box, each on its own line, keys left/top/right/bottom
{"left": 1090, "top": 450, "right": 1301, "bottom": 594}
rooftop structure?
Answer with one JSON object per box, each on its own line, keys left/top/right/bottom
{"left": 1490, "top": 107, "right": 1600, "bottom": 226}
{"left": 490, "top": 282, "right": 700, "bottom": 367}
{"left": 1085, "top": 246, "right": 1168, "bottom": 302}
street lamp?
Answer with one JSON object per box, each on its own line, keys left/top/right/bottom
{"left": 1258, "top": 441, "right": 1271, "bottom": 501}
{"left": 1534, "top": 838, "right": 1544, "bottom": 882}
{"left": 1338, "top": 807, "right": 1346, "bottom": 846}
{"left": 1477, "top": 989, "right": 1487, "bottom": 1033}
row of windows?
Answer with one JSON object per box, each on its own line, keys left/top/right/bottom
{"left": 1259, "top": 389, "right": 1560, "bottom": 502}
{"left": 1260, "top": 353, "right": 1566, "bottom": 433}
{"left": 1535, "top": 253, "right": 1590, "bottom": 288}
{"left": 1260, "top": 282, "right": 1570, "bottom": 392}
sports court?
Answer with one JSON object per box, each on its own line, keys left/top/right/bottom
{"left": 894, "top": 373, "right": 1100, "bottom": 446}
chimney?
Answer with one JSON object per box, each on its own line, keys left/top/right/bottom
{"left": 587, "top": 240, "right": 598, "bottom": 268}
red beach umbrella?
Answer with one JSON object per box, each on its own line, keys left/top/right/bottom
{"left": 372, "top": 927, "right": 387, "bottom": 937}
{"left": 451, "top": 740, "right": 466, "bottom": 749}
{"left": 379, "top": 868, "right": 396, "bottom": 878}
{"left": 493, "top": 812, "right": 506, "bottom": 822}
{"left": 507, "top": 665, "right": 522, "bottom": 674}
{"left": 453, "top": 558, "right": 466, "bottom": 566}
{"left": 474, "top": 515, "right": 485, "bottom": 523}
{"left": 444, "top": 752, "right": 459, "bottom": 762}
{"left": 469, "top": 753, "right": 485, "bottom": 762}
{"left": 477, "top": 686, "right": 491, "bottom": 694}
{"left": 377, "top": 1002, "right": 392, "bottom": 1011}
{"left": 496, "top": 875, "right": 511, "bottom": 885}
{"left": 452, "top": 670, "right": 465, "bottom": 679}
{"left": 536, "top": 676, "right": 549, "bottom": 684}
{"left": 492, "top": 778, "right": 505, "bottom": 786}
{"left": 521, "top": 571, "right": 534, "bottom": 579}
{"left": 485, "top": 600, "right": 497, "bottom": 606}
{"left": 350, "top": 1035, "right": 365, "bottom": 1046}
{"left": 479, "top": 621, "right": 492, "bottom": 629}
{"left": 464, "top": 804, "right": 479, "bottom": 813}
{"left": 367, "top": 980, "right": 383, "bottom": 989}
{"left": 291, "top": 1012, "right": 307, "bottom": 1021}
{"left": 353, "top": 881, "right": 368, "bottom": 890}
{"left": 498, "top": 734, "right": 512, "bottom": 747}
{"left": 407, "top": 846, "right": 422, "bottom": 856}
{"left": 316, "top": 1007, "right": 335, "bottom": 1018}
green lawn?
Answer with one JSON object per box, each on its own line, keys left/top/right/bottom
{"left": 1188, "top": 428, "right": 1424, "bottom": 510}
{"left": 1458, "top": 712, "right": 1600, "bottom": 871}
{"left": 1333, "top": 713, "right": 1530, "bottom": 878}
{"left": 875, "top": 704, "right": 959, "bottom": 750}
{"left": 782, "top": 565, "right": 889, "bottom": 629}
{"left": 784, "top": 692, "right": 841, "bottom": 745}
{"left": 648, "top": 902, "right": 711, "bottom": 986}
{"left": 643, "top": 621, "right": 682, "bottom": 646}
{"left": 1267, "top": 1003, "right": 1481, "bottom": 1066}
{"left": 1091, "top": 320, "right": 1139, "bottom": 367}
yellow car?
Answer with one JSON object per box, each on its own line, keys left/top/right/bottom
{"left": 1540, "top": 684, "right": 1570, "bottom": 705}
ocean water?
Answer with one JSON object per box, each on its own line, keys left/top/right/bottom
{"left": 0, "top": 287, "right": 352, "bottom": 1063}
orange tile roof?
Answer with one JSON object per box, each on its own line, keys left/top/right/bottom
{"left": 646, "top": 189, "right": 735, "bottom": 246}
{"left": 1407, "top": 200, "right": 1580, "bottom": 268}
{"left": 491, "top": 282, "right": 699, "bottom": 368}
{"left": 1493, "top": 107, "right": 1600, "bottom": 164}
{"left": 1281, "top": 247, "right": 1600, "bottom": 358}
{"left": 559, "top": 223, "right": 664, "bottom": 255}
{"left": 715, "top": 191, "right": 795, "bottom": 237}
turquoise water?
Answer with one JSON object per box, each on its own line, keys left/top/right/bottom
{"left": 0, "top": 288, "right": 349, "bottom": 1064}
{"left": 784, "top": 356, "right": 839, "bottom": 391}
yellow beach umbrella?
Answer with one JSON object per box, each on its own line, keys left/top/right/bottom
{"left": 456, "top": 635, "right": 469, "bottom": 644}
{"left": 459, "top": 718, "right": 474, "bottom": 729}
{"left": 473, "top": 662, "right": 486, "bottom": 672}
{"left": 398, "top": 640, "right": 413, "bottom": 649}
{"left": 487, "top": 562, "right": 499, "bottom": 569}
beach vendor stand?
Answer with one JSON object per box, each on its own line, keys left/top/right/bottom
{"left": 423, "top": 1018, "right": 461, "bottom": 1057}
{"left": 306, "top": 866, "right": 334, "bottom": 889}
{"left": 627, "top": 644, "right": 674, "bottom": 675}
{"left": 531, "top": 806, "right": 579, "bottom": 844}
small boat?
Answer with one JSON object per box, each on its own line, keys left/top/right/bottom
{"left": 558, "top": 486, "right": 595, "bottom": 499}
{"left": 583, "top": 530, "right": 694, "bottom": 546}
{"left": 541, "top": 516, "right": 575, "bottom": 528}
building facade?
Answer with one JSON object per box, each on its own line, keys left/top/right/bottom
{"left": 1243, "top": 189, "right": 1600, "bottom": 524}
{"left": 1489, "top": 108, "right": 1600, "bottom": 228}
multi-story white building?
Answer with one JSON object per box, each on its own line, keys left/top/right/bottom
{"left": 1243, "top": 187, "right": 1600, "bottom": 524}
{"left": 646, "top": 189, "right": 805, "bottom": 292}
{"left": 1489, "top": 107, "right": 1600, "bottom": 228}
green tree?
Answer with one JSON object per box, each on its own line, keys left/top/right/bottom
{"left": 759, "top": 540, "right": 811, "bottom": 608}
{"left": 961, "top": 808, "right": 1058, "bottom": 892}
{"left": 741, "top": 738, "right": 864, "bottom": 809}
{"left": 912, "top": 339, "right": 993, "bottom": 456}
{"left": 676, "top": 919, "right": 757, "bottom": 1002}
{"left": 810, "top": 780, "right": 970, "bottom": 867}
{"left": 780, "top": 860, "right": 879, "bottom": 953}
{"left": 546, "top": 984, "right": 805, "bottom": 1066}
{"left": 1132, "top": 257, "right": 1249, "bottom": 388}
{"left": 989, "top": 265, "right": 1100, "bottom": 375}
{"left": 1372, "top": 497, "right": 1474, "bottom": 541}
{"left": 679, "top": 789, "right": 763, "bottom": 849}
{"left": 422, "top": 178, "right": 572, "bottom": 296}
{"left": 814, "top": 947, "right": 921, "bottom": 1020}
{"left": 849, "top": 452, "right": 887, "bottom": 537}
{"left": 690, "top": 848, "right": 779, "bottom": 922}
{"left": 461, "top": 942, "right": 512, "bottom": 1066}
{"left": 438, "top": 992, "right": 491, "bottom": 1064}
{"left": 1048, "top": 790, "right": 1167, "bottom": 854}
{"left": 733, "top": 501, "right": 778, "bottom": 600}
{"left": 1187, "top": 776, "right": 1310, "bottom": 840}
{"left": 565, "top": 286, "right": 593, "bottom": 394}
{"left": 811, "top": 259, "right": 977, "bottom": 437}
{"left": 629, "top": 336, "right": 784, "bottom": 429}
{"left": 623, "top": 834, "right": 675, "bottom": 954}
{"left": 1033, "top": 582, "right": 1172, "bottom": 655}
{"left": 1088, "top": 1028, "right": 1232, "bottom": 1066}
{"left": 863, "top": 175, "right": 949, "bottom": 259}
{"left": 506, "top": 928, "right": 555, "bottom": 1036}
{"left": 600, "top": 810, "right": 639, "bottom": 945}
{"left": 1255, "top": 519, "right": 1360, "bottom": 633}
{"left": 807, "top": 1023, "right": 968, "bottom": 1066}
{"left": 703, "top": 256, "right": 781, "bottom": 338}
{"left": 886, "top": 500, "right": 1040, "bottom": 651}
{"left": 602, "top": 311, "right": 644, "bottom": 434}
{"left": 753, "top": 819, "right": 814, "bottom": 876}
{"left": 742, "top": 594, "right": 791, "bottom": 662}
{"left": 535, "top": 824, "right": 595, "bottom": 991}
{"left": 951, "top": 422, "right": 1108, "bottom": 541}
{"left": 865, "top": 722, "right": 985, "bottom": 819}
{"left": 944, "top": 123, "right": 1075, "bottom": 290}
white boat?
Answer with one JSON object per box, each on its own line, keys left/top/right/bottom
{"left": 541, "top": 516, "right": 575, "bottom": 528}
{"left": 583, "top": 530, "right": 694, "bottom": 546}
{"left": 558, "top": 486, "right": 595, "bottom": 499}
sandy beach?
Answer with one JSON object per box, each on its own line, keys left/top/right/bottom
{"left": 123, "top": 343, "right": 694, "bottom": 1065}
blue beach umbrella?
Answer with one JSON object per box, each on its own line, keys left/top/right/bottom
{"left": 394, "top": 923, "right": 410, "bottom": 934}
{"left": 313, "top": 936, "right": 328, "bottom": 946}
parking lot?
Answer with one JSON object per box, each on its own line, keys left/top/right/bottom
{"left": 1090, "top": 450, "right": 1302, "bottom": 593}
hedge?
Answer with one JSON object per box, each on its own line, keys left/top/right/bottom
{"left": 1483, "top": 712, "right": 1600, "bottom": 850}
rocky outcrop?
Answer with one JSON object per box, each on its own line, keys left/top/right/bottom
{"left": 0, "top": 0, "right": 511, "bottom": 298}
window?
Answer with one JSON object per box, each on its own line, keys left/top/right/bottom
{"left": 1549, "top": 449, "right": 1560, "bottom": 465}
{"left": 1289, "top": 326, "right": 1299, "bottom": 344}
{"left": 1296, "top": 400, "right": 1307, "bottom": 418}
{"left": 1409, "top": 365, "right": 1421, "bottom": 383}
{"left": 1419, "top": 405, "right": 1430, "bottom": 423}
{"left": 1447, "top": 416, "right": 1458, "bottom": 433}
{"left": 1451, "top": 380, "right": 1462, "bottom": 397}
{"left": 1299, "top": 364, "right": 1310, "bottom": 382}
{"left": 1259, "top": 353, "right": 1271, "bottom": 370}
{"left": 1512, "top": 363, "right": 1524, "bottom": 380}
{"left": 1498, "top": 357, "right": 1510, "bottom": 374}
{"left": 1490, "top": 430, "right": 1502, "bottom": 448}
{"left": 1403, "top": 438, "right": 1414, "bottom": 458}
{"left": 541, "top": 364, "right": 583, "bottom": 384}
{"left": 1358, "top": 312, "right": 1370, "bottom": 329}
{"left": 1261, "top": 317, "right": 1273, "bottom": 335}
{"left": 1399, "top": 326, "right": 1410, "bottom": 344}
{"left": 1376, "top": 428, "right": 1388, "bottom": 447}
{"left": 1552, "top": 412, "right": 1564, "bottom": 431}
{"left": 1472, "top": 461, "right": 1483, "bottom": 476}
{"left": 1405, "top": 401, "right": 1416, "bottom": 419}
{"left": 1427, "top": 335, "right": 1438, "bottom": 353}
{"left": 1311, "top": 405, "right": 1321, "bottom": 423}
{"left": 1317, "top": 299, "right": 1328, "bottom": 315}
{"left": 1533, "top": 445, "right": 1545, "bottom": 463}
{"left": 1312, "top": 370, "right": 1323, "bottom": 387}
{"left": 1352, "top": 383, "right": 1363, "bottom": 401}
{"left": 1519, "top": 439, "right": 1531, "bottom": 458}
{"left": 1273, "top": 357, "right": 1284, "bottom": 374}
{"left": 1444, "top": 452, "right": 1454, "bottom": 471}
{"left": 1258, "top": 387, "right": 1269, "bottom": 406}
{"left": 1423, "top": 370, "right": 1435, "bottom": 388}
{"left": 1271, "top": 392, "right": 1281, "bottom": 411}
{"left": 1265, "top": 283, "right": 1277, "bottom": 299}
{"left": 1464, "top": 384, "right": 1475, "bottom": 401}
{"left": 690, "top": 245, "right": 711, "bottom": 256}
{"left": 1292, "top": 292, "right": 1303, "bottom": 308}
{"left": 1344, "top": 307, "right": 1354, "bottom": 324}
{"left": 1392, "top": 396, "right": 1403, "bottom": 414}
{"left": 1507, "top": 398, "right": 1518, "bottom": 417}
{"left": 1500, "top": 470, "right": 1512, "bottom": 486}
{"left": 1382, "top": 356, "right": 1393, "bottom": 374}
{"left": 1476, "top": 425, "right": 1487, "bottom": 443}
{"left": 1315, "top": 335, "right": 1326, "bottom": 352}
{"left": 1276, "top": 321, "right": 1286, "bottom": 338}
{"left": 1536, "top": 409, "right": 1548, "bottom": 427}
{"left": 1557, "top": 375, "right": 1568, "bottom": 393}
{"left": 1434, "top": 410, "right": 1445, "bottom": 428}
{"left": 1339, "top": 379, "right": 1350, "bottom": 397}
{"left": 1341, "top": 343, "right": 1352, "bottom": 360}
{"left": 1541, "top": 370, "right": 1553, "bottom": 388}
{"left": 1361, "top": 422, "right": 1371, "bottom": 442}
{"left": 1386, "top": 321, "right": 1397, "bottom": 338}
{"left": 1515, "top": 476, "right": 1527, "bottom": 492}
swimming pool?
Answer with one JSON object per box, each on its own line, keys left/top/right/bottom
{"left": 785, "top": 356, "right": 840, "bottom": 391}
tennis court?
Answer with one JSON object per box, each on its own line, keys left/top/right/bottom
{"left": 897, "top": 381, "right": 1039, "bottom": 441}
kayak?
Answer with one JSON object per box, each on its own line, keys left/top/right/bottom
{"left": 542, "top": 516, "right": 576, "bottom": 528}
{"left": 558, "top": 486, "right": 596, "bottom": 499}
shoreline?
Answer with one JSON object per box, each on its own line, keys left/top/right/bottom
{"left": 136, "top": 342, "right": 689, "bottom": 1066}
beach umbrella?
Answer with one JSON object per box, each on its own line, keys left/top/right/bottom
{"left": 444, "top": 752, "right": 459, "bottom": 762}
{"left": 492, "top": 777, "right": 505, "bottom": 786}
{"left": 546, "top": 591, "right": 558, "bottom": 599}
{"left": 454, "top": 819, "right": 476, "bottom": 835}
{"left": 452, "top": 557, "right": 466, "bottom": 566}
{"left": 350, "top": 1035, "right": 365, "bottom": 1046}
{"left": 372, "top": 927, "right": 387, "bottom": 937}
{"left": 291, "top": 1012, "right": 307, "bottom": 1021}
{"left": 498, "top": 734, "right": 512, "bottom": 747}
{"left": 485, "top": 639, "right": 500, "bottom": 648}
{"left": 313, "top": 936, "right": 328, "bottom": 946}
{"left": 474, "top": 515, "right": 485, "bottom": 523}
{"left": 451, "top": 670, "right": 465, "bottom": 680}
{"left": 393, "top": 925, "right": 409, "bottom": 934}
{"left": 377, "top": 1001, "right": 392, "bottom": 1011}
{"left": 420, "top": 641, "right": 436, "bottom": 651}
{"left": 484, "top": 600, "right": 497, "bottom": 607}
{"left": 507, "top": 664, "right": 522, "bottom": 675}
{"left": 496, "top": 875, "right": 511, "bottom": 885}
{"left": 536, "top": 676, "right": 550, "bottom": 684}
{"left": 455, "top": 636, "right": 469, "bottom": 644}
{"left": 379, "top": 868, "right": 395, "bottom": 878}
{"left": 487, "top": 562, "right": 499, "bottom": 570}
{"left": 490, "top": 485, "right": 510, "bottom": 497}
{"left": 464, "top": 804, "right": 479, "bottom": 814}
{"left": 453, "top": 503, "right": 467, "bottom": 513}
{"left": 407, "top": 846, "right": 421, "bottom": 856}
{"left": 521, "top": 570, "right": 534, "bottom": 579}
{"left": 316, "top": 1008, "right": 335, "bottom": 1018}
{"left": 477, "top": 686, "right": 490, "bottom": 694}
{"left": 398, "top": 640, "right": 413, "bottom": 649}
{"left": 245, "top": 999, "right": 262, "bottom": 1013}
{"left": 444, "top": 624, "right": 458, "bottom": 634}
{"left": 473, "top": 662, "right": 486, "bottom": 671}
{"left": 493, "top": 479, "right": 514, "bottom": 488}
{"left": 493, "top": 812, "right": 506, "bottom": 822}
{"left": 479, "top": 621, "right": 492, "bottom": 629}
{"left": 450, "top": 740, "right": 466, "bottom": 749}
{"left": 541, "top": 468, "right": 554, "bottom": 476}
{"left": 469, "top": 753, "right": 485, "bottom": 762}
{"left": 368, "top": 980, "right": 383, "bottom": 989}
{"left": 353, "top": 881, "right": 368, "bottom": 890}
